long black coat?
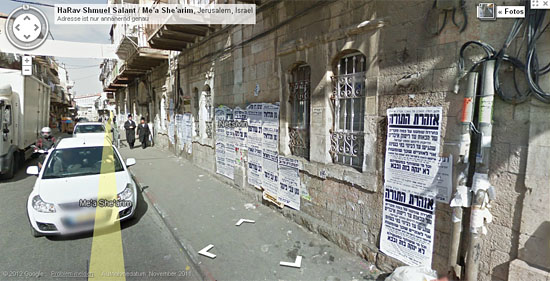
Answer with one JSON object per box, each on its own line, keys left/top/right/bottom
{"left": 124, "top": 120, "right": 136, "bottom": 143}
{"left": 137, "top": 123, "right": 150, "bottom": 143}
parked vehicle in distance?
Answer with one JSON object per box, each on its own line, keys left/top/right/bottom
{"left": 26, "top": 137, "right": 138, "bottom": 237}
{"left": 73, "top": 122, "right": 112, "bottom": 141}
{"left": 0, "top": 68, "right": 51, "bottom": 179}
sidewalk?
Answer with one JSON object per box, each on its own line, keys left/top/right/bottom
{"left": 120, "top": 145, "right": 385, "bottom": 281}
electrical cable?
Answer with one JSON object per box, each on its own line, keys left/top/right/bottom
{"left": 458, "top": 0, "right": 550, "bottom": 104}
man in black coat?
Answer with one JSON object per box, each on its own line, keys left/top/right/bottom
{"left": 124, "top": 114, "right": 136, "bottom": 149}
{"left": 137, "top": 117, "right": 151, "bottom": 149}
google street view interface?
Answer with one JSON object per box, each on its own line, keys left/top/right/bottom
{"left": 2, "top": 0, "right": 550, "bottom": 280}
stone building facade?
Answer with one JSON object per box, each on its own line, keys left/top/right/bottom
{"left": 103, "top": 1, "right": 550, "bottom": 280}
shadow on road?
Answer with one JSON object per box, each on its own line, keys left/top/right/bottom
{"left": 1, "top": 158, "right": 39, "bottom": 184}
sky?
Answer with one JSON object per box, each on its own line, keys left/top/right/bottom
{"left": 1, "top": 0, "right": 111, "bottom": 96}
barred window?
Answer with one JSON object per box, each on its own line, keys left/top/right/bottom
{"left": 202, "top": 85, "right": 213, "bottom": 139}
{"left": 330, "top": 53, "right": 366, "bottom": 169}
{"left": 288, "top": 64, "right": 310, "bottom": 160}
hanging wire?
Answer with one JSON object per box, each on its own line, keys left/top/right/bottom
{"left": 458, "top": 0, "right": 550, "bottom": 104}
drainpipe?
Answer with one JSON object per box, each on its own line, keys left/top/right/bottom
{"left": 465, "top": 60, "right": 496, "bottom": 281}
{"left": 449, "top": 71, "right": 478, "bottom": 276}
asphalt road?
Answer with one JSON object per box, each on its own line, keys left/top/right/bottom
{"left": 0, "top": 139, "right": 200, "bottom": 281}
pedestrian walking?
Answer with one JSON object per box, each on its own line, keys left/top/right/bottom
{"left": 124, "top": 114, "right": 137, "bottom": 149}
{"left": 137, "top": 117, "right": 151, "bottom": 149}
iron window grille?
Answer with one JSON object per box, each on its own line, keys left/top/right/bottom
{"left": 204, "top": 91, "right": 213, "bottom": 139}
{"left": 330, "top": 53, "right": 366, "bottom": 169}
{"left": 288, "top": 64, "right": 311, "bottom": 160}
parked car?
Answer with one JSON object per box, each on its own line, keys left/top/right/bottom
{"left": 26, "top": 137, "right": 137, "bottom": 237}
{"left": 73, "top": 122, "right": 112, "bottom": 141}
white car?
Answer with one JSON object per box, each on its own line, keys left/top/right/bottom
{"left": 26, "top": 137, "right": 137, "bottom": 237}
{"left": 73, "top": 122, "right": 112, "bottom": 140}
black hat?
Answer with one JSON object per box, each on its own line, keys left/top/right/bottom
{"left": 140, "top": 117, "right": 146, "bottom": 121}
{"left": 128, "top": 114, "right": 132, "bottom": 117}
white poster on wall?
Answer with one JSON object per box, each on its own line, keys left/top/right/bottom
{"left": 223, "top": 107, "right": 235, "bottom": 180}
{"left": 215, "top": 108, "right": 227, "bottom": 177}
{"left": 380, "top": 107, "right": 442, "bottom": 267}
{"left": 182, "top": 113, "right": 193, "bottom": 153}
{"left": 175, "top": 114, "right": 184, "bottom": 150}
{"left": 261, "top": 103, "right": 280, "bottom": 203}
{"left": 278, "top": 156, "right": 301, "bottom": 210}
{"left": 168, "top": 119, "right": 175, "bottom": 145}
{"left": 262, "top": 103, "right": 279, "bottom": 151}
{"left": 246, "top": 103, "right": 264, "bottom": 189}
{"left": 433, "top": 155, "right": 452, "bottom": 203}
{"left": 262, "top": 148, "right": 279, "bottom": 202}
{"left": 233, "top": 107, "right": 248, "bottom": 165}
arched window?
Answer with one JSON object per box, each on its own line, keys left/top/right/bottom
{"left": 201, "top": 85, "right": 213, "bottom": 139}
{"left": 193, "top": 87, "right": 199, "bottom": 136}
{"left": 160, "top": 94, "right": 167, "bottom": 130}
{"left": 288, "top": 63, "right": 310, "bottom": 160}
{"left": 330, "top": 52, "right": 366, "bottom": 169}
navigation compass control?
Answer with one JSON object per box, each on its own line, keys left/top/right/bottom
{"left": 5, "top": 5, "right": 49, "bottom": 50}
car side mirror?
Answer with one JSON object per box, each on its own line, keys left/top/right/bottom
{"left": 26, "top": 166, "right": 39, "bottom": 176}
{"left": 126, "top": 158, "right": 136, "bottom": 167}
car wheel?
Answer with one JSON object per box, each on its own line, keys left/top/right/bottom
{"left": 30, "top": 224, "right": 42, "bottom": 238}
{"left": 0, "top": 155, "right": 15, "bottom": 180}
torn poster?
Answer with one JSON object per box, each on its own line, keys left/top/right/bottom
{"left": 380, "top": 107, "right": 442, "bottom": 267}
{"left": 233, "top": 107, "right": 248, "bottom": 165}
{"left": 433, "top": 155, "right": 452, "bottom": 203}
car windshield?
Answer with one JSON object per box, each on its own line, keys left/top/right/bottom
{"left": 74, "top": 124, "right": 104, "bottom": 134}
{"left": 42, "top": 146, "right": 124, "bottom": 179}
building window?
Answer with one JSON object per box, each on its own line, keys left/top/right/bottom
{"left": 288, "top": 64, "right": 310, "bottom": 160}
{"left": 193, "top": 87, "right": 199, "bottom": 136}
{"left": 201, "top": 85, "right": 213, "bottom": 139}
{"left": 330, "top": 53, "right": 366, "bottom": 169}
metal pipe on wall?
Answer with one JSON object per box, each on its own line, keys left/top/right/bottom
{"left": 465, "top": 60, "right": 495, "bottom": 281}
{"left": 449, "top": 71, "right": 478, "bottom": 277}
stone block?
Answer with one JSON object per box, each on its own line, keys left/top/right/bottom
{"left": 508, "top": 145, "right": 527, "bottom": 175}
{"left": 490, "top": 143, "right": 510, "bottom": 173}
{"left": 433, "top": 67, "right": 457, "bottom": 93}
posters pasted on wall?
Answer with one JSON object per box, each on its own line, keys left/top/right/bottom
{"left": 223, "top": 107, "right": 235, "bottom": 179}
{"left": 168, "top": 113, "right": 175, "bottom": 145}
{"left": 246, "top": 103, "right": 264, "bottom": 189}
{"left": 214, "top": 103, "right": 298, "bottom": 209}
{"left": 434, "top": 155, "right": 452, "bottom": 203}
{"left": 233, "top": 107, "right": 248, "bottom": 165}
{"left": 215, "top": 108, "right": 227, "bottom": 177}
{"left": 278, "top": 156, "right": 300, "bottom": 210}
{"left": 175, "top": 114, "right": 184, "bottom": 150}
{"left": 183, "top": 113, "right": 193, "bottom": 153}
{"left": 380, "top": 107, "right": 442, "bottom": 267}
{"left": 261, "top": 103, "right": 280, "bottom": 204}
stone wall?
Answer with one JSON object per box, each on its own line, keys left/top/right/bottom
{"left": 131, "top": 1, "right": 550, "bottom": 280}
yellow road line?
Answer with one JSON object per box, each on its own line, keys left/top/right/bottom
{"left": 88, "top": 114, "right": 126, "bottom": 280}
